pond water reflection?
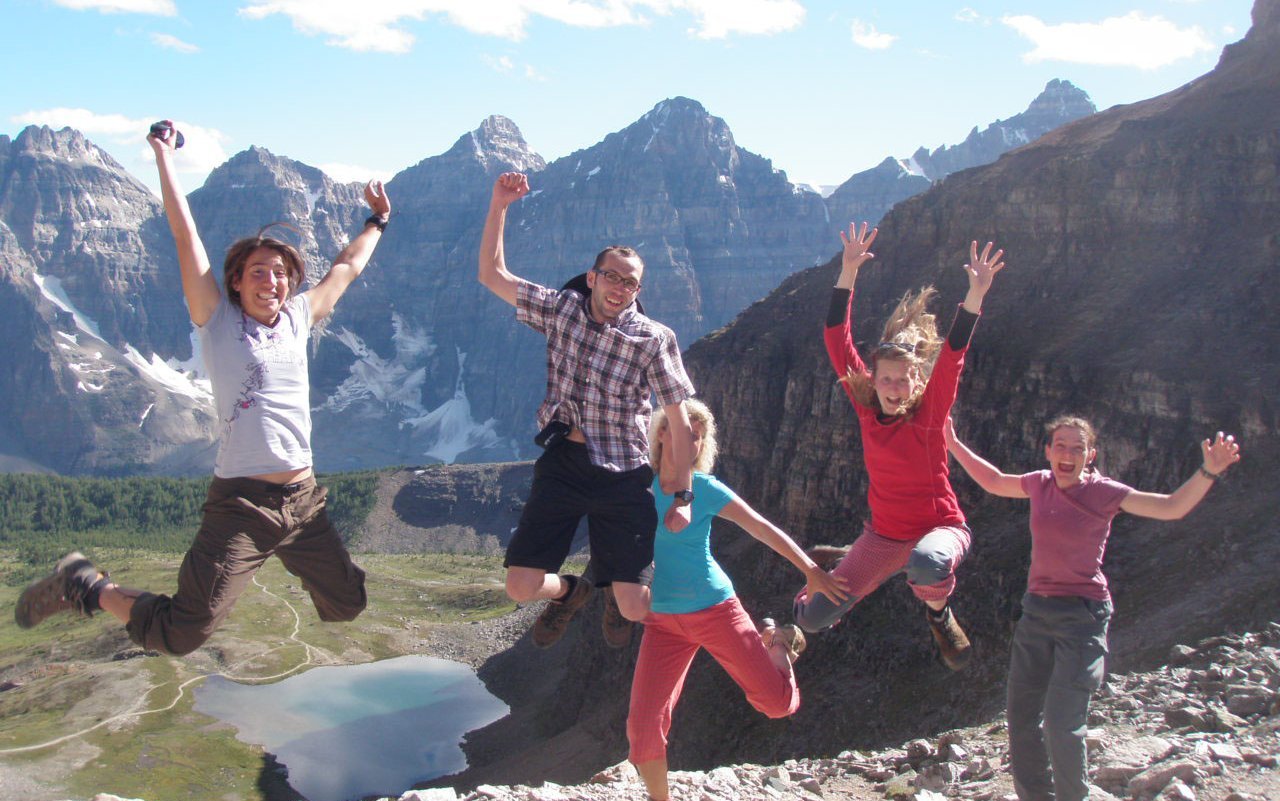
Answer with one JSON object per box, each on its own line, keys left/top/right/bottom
{"left": 193, "top": 655, "right": 508, "bottom": 801}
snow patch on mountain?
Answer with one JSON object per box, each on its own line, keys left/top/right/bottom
{"left": 401, "top": 348, "right": 502, "bottom": 464}
{"left": 32, "top": 272, "right": 105, "bottom": 342}
{"left": 124, "top": 345, "right": 213, "bottom": 401}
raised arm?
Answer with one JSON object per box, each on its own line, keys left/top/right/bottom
{"left": 659, "top": 401, "right": 695, "bottom": 534}
{"left": 1119, "top": 433, "right": 1241, "bottom": 520}
{"left": 944, "top": 417, "right": 1028, "bottom": 498}
{"left": 148, "top": 122, "right": 219, "bottom": 326}
{"left": 960, "top": 240, "right": 1005, "bottom": 314}
{"left": 717, "top": 498, "right": 850, "bottom": 604}
{"left": 477, "top": 172, "right": 530, "bottom": 306}
{"left": 307, "top": 180, "right": 391, "bottom": 325}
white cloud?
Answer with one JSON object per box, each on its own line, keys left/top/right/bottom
{"left": 318, "top": 162, "right": 395, "bottom": 185}
{"left": 150, "top": 32, "right": 199, "bottom": 52}
{"left": 53, "top": 0, "right": 175, "bottom": 14}
{"left": 236, "top": 0, "right": 804, "bottom": 51}
{"left": 954, "top": 7, "right": 983, "bottom": 24}
{"left": 482, "top": 54, "right": 515, "bottom": 73}
{"left": 524, "top": 64, "right": 547, "bottom": 81}
{"left": 11, "top": 108, "right": 229, "bottom": 190}
{"left": 1002, "top": 12, "right": 1215, "bottom": 70}
{"left": 850, "top": 18, "right": 895, "bottom": 50}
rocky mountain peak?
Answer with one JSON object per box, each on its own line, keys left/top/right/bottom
{"left": 1024, "top": 78, "right": 1095, "bottom": 120}
{"left": 464, "top": 115, "right": 546, "bottom": 174}
{"left": 1218, "top": 0, "right": 1280, "bottom": 68}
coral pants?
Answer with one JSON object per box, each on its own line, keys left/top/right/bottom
{"left": 627, "top": 596, "right": 799, "bottom": 764}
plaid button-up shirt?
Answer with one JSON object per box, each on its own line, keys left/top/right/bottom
{"left": 517, "top": 280, "right": 695, "bottom": 472}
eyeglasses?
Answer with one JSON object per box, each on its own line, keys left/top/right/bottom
{"left": 592, "top": 268, "right": 642, "bottom": 293}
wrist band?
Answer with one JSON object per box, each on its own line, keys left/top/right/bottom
{"left": 1198, "top": 466, "right": 1222, "bottom": 482}
{"left": 364, "top": 214, "right": 389, "bottom": 232}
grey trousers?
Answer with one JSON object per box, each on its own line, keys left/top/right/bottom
{"left": 1007, "top": 592, "right": 1111, "bottom": 801}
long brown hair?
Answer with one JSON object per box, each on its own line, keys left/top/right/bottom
{"left": 842, "top": 287, "right": 942, "bottom": 415}
{"left": 222, "top": 224, "right": 306, "bottom": 308}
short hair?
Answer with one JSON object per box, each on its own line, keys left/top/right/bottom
{"left": 1045, "top": 415, "right": 1098, "bottom": 450}
{"left": 222, "top": 227, "right": 306, "bottom": 309}
{"left": 1045, "top": 415, "right": 1099, "bottom": 474}
{"left": 592, "top": 245, "right": 644, "bottom": 273}
{"left": 648, "top": 398, "right": 718, "bottom": 474}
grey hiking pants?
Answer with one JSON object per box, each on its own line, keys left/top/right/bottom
{"left": 126, "top": 476, "right": 367, "bottom": 656}
{"left": 1007, "top": 591, "right": 1112, "bottom": 801}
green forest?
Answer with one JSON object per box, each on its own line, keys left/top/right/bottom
{"left": 0, "top": 471, "right": 382, "bottom": 573}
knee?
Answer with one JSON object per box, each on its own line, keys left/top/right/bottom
{"left": 318, "top": 598, "right": 366, "bottom": 623}
{"left": 612, "top": 586, "right": 651, "bottom": 621}
{"left": 162, "top": 625, "right": 214, "bottom": 657}
{"left": 793, "top": 597, "right": 843, "bottom": 634}
{"left": 505, "top": 573, "right": 544, "bottom": 603}
{"left": 906, "top": 548, "right": 951, "bottom": 586}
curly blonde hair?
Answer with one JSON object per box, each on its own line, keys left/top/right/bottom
{"left": 649, "top": 399, "right": 718, "bottom": 474}
{"left": 842, "top": 287, "right": 942, "bottom": 415}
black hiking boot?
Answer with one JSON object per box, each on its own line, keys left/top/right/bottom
{"left": 600, "top": 585, "right": 633, "bottom": 649}
{"left": 532, "top": 575, "right": 593, "bottom": 649}
{"left": 927, "top": 605, "right": 972, "bottom": 671}
{"left": 15, "top": 552, "right": 106, "bottom": 629}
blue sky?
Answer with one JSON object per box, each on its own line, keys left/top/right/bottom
{"left": 1, "top": 1, "right": 1254, "bottom": 194}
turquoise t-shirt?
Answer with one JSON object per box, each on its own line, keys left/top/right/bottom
{"left": 650, "top": 472, "right": 739, "bottom": 614}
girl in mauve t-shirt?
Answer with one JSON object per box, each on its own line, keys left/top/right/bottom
{"left": 945, "top": 415, "right": 1240, "bottom": 801}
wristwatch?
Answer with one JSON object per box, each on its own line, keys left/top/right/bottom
{"left": 672, "top": 489, "right": 694, "bottom": 504}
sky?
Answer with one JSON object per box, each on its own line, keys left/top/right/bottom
{"left": 1, "top": 1, "right": 1256, "bottom": 195}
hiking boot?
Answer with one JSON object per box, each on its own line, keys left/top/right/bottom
{"left": 15, "top": 552, "right": 105, "bottom": 629}
{"left": 760, "top": 617, "right": 806, "bottom": 663}
{"left": 927, "top": 605, "right": 972, "bottom": 671}
{"left": 806, "top": 544, "right": 849, "bottom": 571}
{"left": 532, "top": 575, "right": 593, "bottom": 649}
{"left": 601, "top": 585, "right": 634, "bottom": 649}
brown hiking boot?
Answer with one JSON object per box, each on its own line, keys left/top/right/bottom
{"left": 927, "top": 605, "right": 972, "bottom": 671}
{"left": 15, "top": 552, "right": 105, "bottom": 629}
{"left": 760, "top": 617, "right": 806, "bottom": 664}
{"left": 532, "top": 575, "right": 593, "bottom": 649}
{"left": 806, "top": 545, "right": 850, "bottom": 571}
{"left": 601, "top": 585, "right": 634, "bottom": 649}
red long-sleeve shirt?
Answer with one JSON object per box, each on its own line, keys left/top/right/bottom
{"left": 825, "top": 289, "right": 976, "bottom": 541}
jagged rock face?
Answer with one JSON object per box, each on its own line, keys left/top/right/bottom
{"left": 450, "top": 0, "right": 1280, "bottom": 781}
{"left": 0, "top": 128, "right": 217, "bottom": 474}
{"left": 0, "top": 87, "right": 1095, "bottom": 473}
{"left": 825, "top": 80, "right": 1096, "bottom": 229}
{"left": 305, "top": 100, "right": 835, "bottom": 469}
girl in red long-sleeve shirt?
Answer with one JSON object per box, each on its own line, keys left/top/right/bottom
{"left": 793, "top": 223, "right": 1006, "bottom": 670}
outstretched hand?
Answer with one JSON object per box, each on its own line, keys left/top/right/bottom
{"left": 961, "top": 240, "right": 1005, "bottom": 312}
{"left": 839, "top": 222, "right": 877, "bottom": 274}
{"left": 364, "top": 180, "right": 391, "bottom": 217}
{"left": 1201, "top": 432, "right": 1241, "bottom": 476}
{"left": 805, "top": 565, "right": 850, "bottom": 605}
{"left": 492, "top": 172, "right": 530, "bottom": 209}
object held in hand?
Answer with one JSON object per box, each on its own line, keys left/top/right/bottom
{"left": 149, "top": 120, "right": 185, "bottom": 149}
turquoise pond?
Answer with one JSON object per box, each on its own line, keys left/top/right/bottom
{"left": 193, "top": 655, "right": 508, "bottom": 801}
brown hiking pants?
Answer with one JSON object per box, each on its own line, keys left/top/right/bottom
{"left": 126, "top": 475, "right": 367, "bottom": 655}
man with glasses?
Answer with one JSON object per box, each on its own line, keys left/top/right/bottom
{"left": 479, "top": 171, "right": 697, "bottom": 650}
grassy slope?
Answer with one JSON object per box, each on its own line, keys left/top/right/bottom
{"left": 0, "top": 548, "right": 515, "bottom": 801}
